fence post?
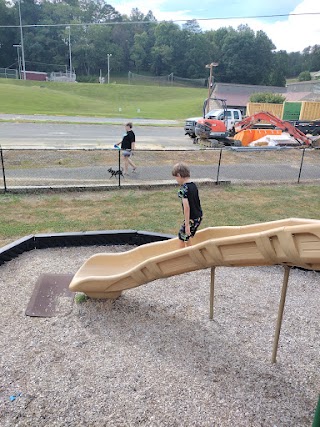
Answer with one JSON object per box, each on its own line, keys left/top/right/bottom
{"left": 297, "top": 148, "right": 305, "bottom": 184}
{"left": 0, "top": 146, "right": 7, "bottom": 193}
{"left": 216, "top": 149, "right": 222, "bottom": 183}
{"left": 118, "top": 148, "right": 121, "bottom": 188}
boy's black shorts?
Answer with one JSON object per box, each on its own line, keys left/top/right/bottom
{"left": 178, "top": 217, "right": 202, "bottom": 242}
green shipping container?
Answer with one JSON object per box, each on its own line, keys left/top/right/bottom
{"left": 282, "top": 102, "right": 302, "bottom": 121}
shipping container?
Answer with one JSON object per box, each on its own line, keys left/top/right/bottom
{"left": 246, "top": 103, "right": 283, "bottom": 118}
{"left": 299, "top": 101, "right": 320, "bottom": 120}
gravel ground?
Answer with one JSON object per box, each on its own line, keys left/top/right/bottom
{"left": 0, "top": 245, "right": 319, "bottom": 427}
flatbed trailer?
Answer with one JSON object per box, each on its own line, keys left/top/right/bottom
{"left": 289, "top": 120, "right": 320, "bottom": 136}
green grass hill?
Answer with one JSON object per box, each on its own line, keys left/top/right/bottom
{"left": 0, "top": 79, "right": 207, "bottom": 120}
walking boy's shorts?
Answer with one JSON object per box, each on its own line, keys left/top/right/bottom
{"left": 178, "top": 217, "right": 202, "bottom": 242}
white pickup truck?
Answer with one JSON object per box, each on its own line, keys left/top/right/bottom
{"left": 184, "top": 108, "right": 243, "bottom": 138}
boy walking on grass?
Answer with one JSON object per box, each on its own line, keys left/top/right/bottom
{"left": 172, "top": 162, "right": 203, "bottom": 248}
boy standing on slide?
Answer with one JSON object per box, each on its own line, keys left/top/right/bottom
{"left": 172, "top": 162, "right": 203, "bottom": 248}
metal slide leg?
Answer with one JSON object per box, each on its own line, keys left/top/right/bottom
{"left": 210, "top": 267, "right": 215, "bottom": 320}
{"left": 271, "top": 266, "right": 291, "bottom": 363}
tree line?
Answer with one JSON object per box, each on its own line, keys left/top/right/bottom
{"left": 0, "top": 0, "right": 320, "bottom": 86}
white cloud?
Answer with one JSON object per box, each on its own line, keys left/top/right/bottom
{"left": 113, "top": 0, "right": 320, "bottom": 52}
{"left": 266, "top": 0, "right": 320, "bottom": 51}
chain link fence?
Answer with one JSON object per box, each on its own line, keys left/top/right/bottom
{"left": 0, "top": 68, "right": 18, "bottom": 79}
{"left": 0, "top": 147, "right": 319, "bottom": 192}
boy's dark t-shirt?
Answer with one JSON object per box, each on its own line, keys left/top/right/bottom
{"left": 178, "top": 182, "right": 203, "bottom": 219}
{"left": 121, "top": 130, "right": 135, "bottom": 150}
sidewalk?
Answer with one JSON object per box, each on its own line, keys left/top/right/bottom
{"left": 0, "top": 113, "right": 180, "bottom": 126}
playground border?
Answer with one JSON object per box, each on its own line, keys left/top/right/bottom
{"left": 0, "top": 230, "right": 174, "bottom": 266}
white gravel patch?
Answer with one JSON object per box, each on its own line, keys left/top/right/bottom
{"left": 0, "top": 245, "right": 319, "bottom": 427}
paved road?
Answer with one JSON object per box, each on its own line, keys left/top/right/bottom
{"left": 0, "top": 113, "right": 180, "bottom": 126}
{"left": 0, "top": 122, "right": 193, "bottom": 149}
{"left": 1, "top": 114, "right": 318, "bottom": 187}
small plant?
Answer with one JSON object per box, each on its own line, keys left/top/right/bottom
{"left": 75, "top": 293, "right": 88, "bottom": 304}
{"left": 249, "top": 92, "right": 286, "bottom": 104}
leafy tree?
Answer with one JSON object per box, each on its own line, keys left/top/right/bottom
{"left": 151, "top": 44, "right": 173, "bottom": 75}
{"left": 298, "top": 70, "right": 312, "bottom": 81}
{"left": 181, "top": 31, "right": 218, "bottom": 78}
{"left": 249, "top": 92, "right": 286, "bottom": 103}
{"left": 287, "top": 51, "right": 303, "bottom": 77}
{"left": 268, "top": 50, "right": 288, "bottom": 87}
{"left": 0, "top": 0, "right": 18, "bottom": 68}
{"left": 151, "top": 22, "right": 180, "bottom": 75}
{"left": 309, "top": 45, "right": 320, "bottom": 71}
{"left": 78, "top": 1, "right": 121, "bottom": 23}
{"left": 254, "top": 30, "right": 275, "bottom": 84}
{"left": 217, "top": 25, "right": 268, "bottom": 84}
{"left": 1, "top": 0, "right": 320, "bottom": 83}
{"left": 131, "top": 31, "right": 149, "bottom": 72}
{"left": 182, "top": 19, "right": 202, "bottom": 34}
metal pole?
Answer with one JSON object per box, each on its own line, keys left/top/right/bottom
{"left": 18, "top": 0, "right": 26, "bottom": 80}
{"left": 107, "top": 54, "right": 112, "bottom": 84}
{"left": 118, "top": 148, "right": 121, "bottom": 188}
{"left": 216, "top": 149, "right": 222, "bottom": 183}
{"left": 18, "top": 50, "right": 22, "bottom": 79}
{"left": 13, "top": 45, "right": 21, "bottom": 79}
{"left": 209, "top": 267, "right": 215, "bottom": 319}
{"left": 297, "top": 148, "right": 305, "bottom": 184}
{"left": 67, "top": 26, "right": 72, "bottom": 80}
{"left": 271, "top": 266, "right": 290, "bottom": 364}
{"left": 207, "top": 65, "right": 213, "bottom": 104}
{"left": 205, "top": 62, "right": 218, "bottom": 114}
{"left": 107, "top": 55, "right": 110, "bottom": 84}
{"left": 0, "top": 147, "right": 7, "bottom": 193}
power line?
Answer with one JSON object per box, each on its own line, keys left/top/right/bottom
{"left": 0, "top": 12, "right": 319, "bottom": 28}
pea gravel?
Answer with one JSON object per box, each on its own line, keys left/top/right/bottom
{"left": 0, "top": 245, "right": 319, "bottom": 427}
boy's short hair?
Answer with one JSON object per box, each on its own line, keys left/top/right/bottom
{"left": 126, "top": 122, "right": 133, "bottom": 128}
{"left": 172, "top": 162, "right": 190, "bottom": 178}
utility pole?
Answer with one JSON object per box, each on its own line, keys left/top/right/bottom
{"left": 13, "top": 44, "right": 22, "bottom": 79}
{"left": 107, "top": 53, "right": 112, "bottom": 84}
{"left": 66, "top": 26, "right": 72, "bottom": 81}
{"left": 205, "top": 62, "right": 219, "bottom": 113}
{"left": 18, "top": 0, "right": 26, "bottom": 80}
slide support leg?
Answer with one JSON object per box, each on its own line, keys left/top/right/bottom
{"left": 210, "top": 267, "right": 215, "bottom": 320}
{"left": 271, "top": 266, "right": 291, "bottom": 364}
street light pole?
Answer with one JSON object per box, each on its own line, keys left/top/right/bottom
{"left": 66, "top": 26, "right": 72, "bottom": 80}
{"left": 107, "top": 53, "right": 112, "bottom": 84}
{"left": 13, "top": 44, "right": 22, "bottom": 79}
{"left": 18, "top": 0, "right": 26, "bottom": 80}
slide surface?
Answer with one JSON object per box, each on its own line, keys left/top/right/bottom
{"left": 69, "top": 218, "right": 320, "bottom": 298}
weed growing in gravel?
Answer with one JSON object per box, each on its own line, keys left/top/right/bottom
{"left": 75, "top": 293, "right": 88, "bottom": 304}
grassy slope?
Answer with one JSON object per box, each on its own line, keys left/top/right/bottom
{"left": 0, "top": 79, "right": 207, "bottom": 119}
{"left": 1, "top": 185, "right": 319, "bottom": 246}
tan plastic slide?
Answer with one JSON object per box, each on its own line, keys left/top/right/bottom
{"left": 69, "top": 218, "right": 320, "bottom": 299}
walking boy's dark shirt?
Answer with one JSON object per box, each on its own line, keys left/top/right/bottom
{"left": 121, "top": 130, "right": 135, "bottom": 150}
{"left": 178, "top": 182, "right": 202, "bottom": 219}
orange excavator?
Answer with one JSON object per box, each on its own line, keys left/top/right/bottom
{"left": 194, "top": 98, "right": 242, "bottom": 147}
{"left": 233, "top": 111, "right": 313, "bottom": 146}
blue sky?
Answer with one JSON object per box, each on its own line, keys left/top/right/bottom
{"left": 111, "top": 0, "right": 320, "bottom": 53}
